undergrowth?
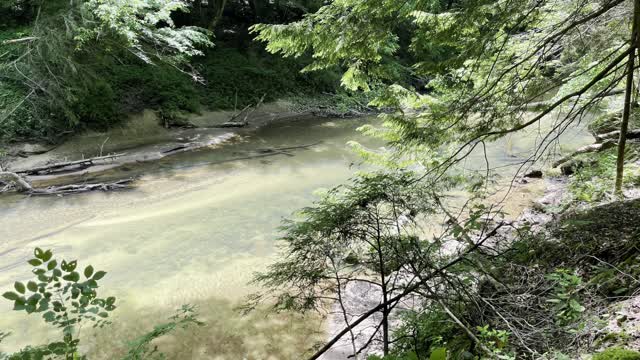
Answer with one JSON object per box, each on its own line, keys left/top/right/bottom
{"left": 568, "top": 146, "right": 640, "bottom": 203}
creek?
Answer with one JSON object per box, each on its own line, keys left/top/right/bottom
{"left": 0, "top": 114, "right": 594, "bottom": 358}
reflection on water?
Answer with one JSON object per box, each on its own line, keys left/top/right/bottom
{"left": 0, "top": 114, "right": 594, "bottom": 358}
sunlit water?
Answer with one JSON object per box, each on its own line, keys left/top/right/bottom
{"left": 0, "top": 114, "right": 595, "bottom": 359}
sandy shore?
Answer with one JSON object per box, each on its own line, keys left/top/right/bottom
{"left": 2, "top": 101, "right": 319, "bottom": 188}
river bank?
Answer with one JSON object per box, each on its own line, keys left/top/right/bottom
{"left": 0, "top": 100, "right": 373, "bottom": 191}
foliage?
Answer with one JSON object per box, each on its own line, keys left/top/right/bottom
{"left": 545, "top": 269, "right": 585, "bottom": 326}
{"left": 569, "top": 148, "right": 640, "bottom": 203}
{"left": 0, "top": 0, "right": 211, "bottom": 140}
{"left": 476, "top": 326, "right": 513, "bottom": 359}
{"left": 0, "top": 248, "right": 205, "bottom": 360}
{"left": 123, "top": 305, "right": 204, "bottom": 360}
{"left": 252, "top": 0, "right": 631, "bottom": 165}
{"left": 246, "top": 171, "right": 450, "bottom": 313}
{"left": 592, "top": 347, "right": 640, "bottom": 360}
{"left": 1, "top": 247, "right": 116, "bottom": 359}
{"left": 0, "top": 0, "right": 354, "bottom": 141}
{"left": 195, "top": 45, "right": 342, "bottom": 110}
{"left": 389, "top": 309, "right": 463, "bottom": 358}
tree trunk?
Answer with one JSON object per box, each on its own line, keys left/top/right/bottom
{"left": 374, "top": 230, "right": 390, "bottom": 355}
{"left": 615, "top": 0, "right": 640, "bottom": 194}
{"left": 208, "top": 0, "right": 227, "bottom": 31}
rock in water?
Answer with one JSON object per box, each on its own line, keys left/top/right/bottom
{"left": 524, "top": 170, "right": 543, "bottom": 178}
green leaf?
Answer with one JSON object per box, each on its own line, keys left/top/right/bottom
{"left": 38, "top": 298, "right": 50, "bottom": 311}
{"left": 65, "top": 260, "right": 77, "bottom": 272}
{"left": 13, "top": 298, "right": 26, "bottom": 311}
{"left": 28, "top": 259, "right": 42, "bottom": 266}
{"left": 63, "top": 272, "right": 80, "bottom": 282}
{"left": 34, "top": 247, "right": 44, "bottom": 259}
{"left": 14, "top": 282, "right": 25, "bottom": 294}
{"left": 48, "top": 260, "right": 58, "bottom": 271}
{"left": 569, "top": 299, "right": 585, "bottom": 312}
{"left": 42, "top": 250, "right": 53, "bottom": 262}
{"left": 92, "top": 271, "right": 107, "bottom": 281}
{"left": 27, "top": 281, "right": 38, "bottom": 292}
{"left": 106, "top": 296, "right": 116, "bottom": 306}
{"left": 84, "top": 265, "right": 94, "bottom": 278}
{"left": 430, "top": 347, "right": 447, "bottom": 360}
{"left": 2, "top": 291, "right": 20, "bottom": 301}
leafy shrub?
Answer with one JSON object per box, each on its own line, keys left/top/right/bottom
{"left": 1, "top": 247, "right": 116, "bottom": 358}
{"left": 1, "top": 248, "right": 203, "bottom": 360}
{"left": 476, "top": 325, "right": 514, "bottom": 359}
{"left": 568, "top": 148, "right": 640, "bottom": 203}
{"left": 546, "top": 269, "right": 585, "bottom": 326}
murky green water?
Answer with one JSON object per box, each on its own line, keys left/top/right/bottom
{"left": 0, "top": 114, "right": 595, "bottom": 358}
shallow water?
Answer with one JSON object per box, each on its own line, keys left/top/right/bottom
{"left": 0, "top": 114, "right": 595, "bottom": 358}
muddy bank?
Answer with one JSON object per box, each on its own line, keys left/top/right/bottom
{"left": 1, "top": 101, "right": 324, "bottom": 189}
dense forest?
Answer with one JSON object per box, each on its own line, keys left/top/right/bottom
{"left": 0, "top": 0, "right": 365, "bottom": 140}
{"left": 2, "top": 0, "right": 640, "bottom": 359}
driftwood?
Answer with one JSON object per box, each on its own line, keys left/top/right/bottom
{"left": 595, "top": 128, "right": 640, "bottom": 142}
{"left": 552, "top": 140, "right": 616, "bottom": 168}
{"left": 213, "top": 121, "right": 250, "bottom": 128}
{"left": 0, "top": 172, "right": 33, "bottom": 192}
{"left": 207, "top": 94, "right": 267, "bottom": 128}
{"left": 228, "top": 104, "right": 252, "bottom": 122}
{"left": 15, "top": 153, "right": 125, "bottom": 176}
{"left": 28, "top": 178, "right": 135, "bottom": 196}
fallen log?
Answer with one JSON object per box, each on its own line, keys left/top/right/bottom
{"left": 595, "top": 128, "right": 640, "bottom": 142}
{"left": 211, "top": 121, "right": 249, "bottom": 128}
{"left": 552, "top": 140, "right": 616, "bottom": 168}
{"left": 28, "top": 178, "right": 135, "bottom": 196}
{"left": 15, "top": 153, "right": 126, "bottom": 176}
